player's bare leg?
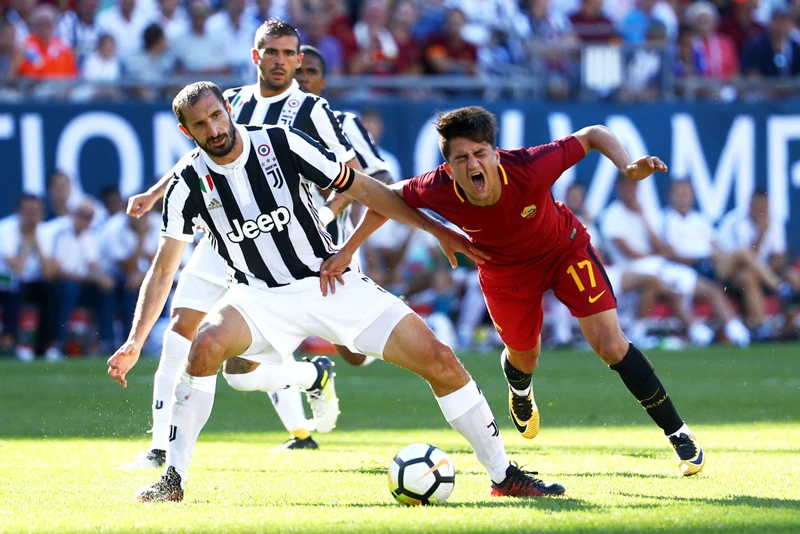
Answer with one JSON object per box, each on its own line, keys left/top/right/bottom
{"left": 380, "top": 314, "right": 563, "bottom": 497}
{"left": 121, "top": 307, "right": 207, "bottom": 470}
{"left": 138, "top": 306, "right": 337, "bottom": 502}
{"left": 502, "top": 339, "right": 541, "bottom": 439}
{"left": 578, "top": 309, "right": 706, "bottom": 476}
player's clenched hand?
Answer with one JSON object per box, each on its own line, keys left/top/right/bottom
{"left": 107, "top": 341, "right": 142, "bottom": 388}
{"left": 320, "top": 250, "right": 352, "bottom": 296}
{"left": 623, "top": 156, "right": 668, "bottom": 181}
{"left": 126, "top": 191, "right": 159, "bottom": 218}
{"left": 435, "top": 226, "right": 491, "bottom": 268}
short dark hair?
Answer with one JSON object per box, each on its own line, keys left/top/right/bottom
{"left": 99, "top": 185, "right": 120, "bottom": 200}
{"left": 436, "top": 106, "right": 498, "bottom": 161}
{"left": 299, "top": 44, "right": 326, "bottom": 76}
{"left": 254, "top": 18, "right": 300, "bottom": 51}
{"left": 17, "top": 193, "right": 42, "bottom": 210}
{"left": 46, "top": 169, "right": 68, "bottom": 189}
{"left": 143, "top": 23, "right": 165, "bottom": 50}
{"left": 172, "top": 81, "right": 226, "bottom": 126}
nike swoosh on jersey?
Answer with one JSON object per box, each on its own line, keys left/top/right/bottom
{"left": 589, "top": 290, "right": 606, "bottom": 303}
{"left": 462, "top": 227, "right": 482, "bottom": 233}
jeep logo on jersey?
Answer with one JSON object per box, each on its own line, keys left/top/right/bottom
{"left": 226, "top": 207, "right": 292, "bottom": 242}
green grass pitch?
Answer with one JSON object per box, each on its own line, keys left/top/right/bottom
{"left": 1, "top": 344, "right": 799, "bottom": 533}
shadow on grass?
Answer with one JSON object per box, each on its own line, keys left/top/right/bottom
{"left": 187, "top": 495, "right": 596, "bottom": 511}
{"left": 561, "top": 471, "right": 671, "bottom": 480}
{"left": 615, "top": 492, "right": 800, "bottom": 511}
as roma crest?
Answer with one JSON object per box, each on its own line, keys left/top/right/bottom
{"left": 521, "top": 204, "right": 537, "bottom": 219}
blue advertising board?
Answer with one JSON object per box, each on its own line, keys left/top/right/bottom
{"left": 2, "top": 99, "right": 800, "bottom": 251}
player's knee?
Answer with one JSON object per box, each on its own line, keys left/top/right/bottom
{"left": 591, "top": 333, "right": 629, "bottom": 365}
{"left": 428, "top": 342, "right": 465, "bottom": 381}
{"left": 188, "top": 328, "right": 227, "bottom": 373}
{"left": 170, "top": 311, "right": 202, "bottom": 341}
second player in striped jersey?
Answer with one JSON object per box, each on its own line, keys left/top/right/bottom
{"left": 119, "top": 20, "right": 368, "bottom": 467}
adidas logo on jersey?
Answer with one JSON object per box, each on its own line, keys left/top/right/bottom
{"left": 207, "top": 198, "right": 223, "bottom": 210}
{"left": 226, "top": 207, "right": 292, "bottom": 243}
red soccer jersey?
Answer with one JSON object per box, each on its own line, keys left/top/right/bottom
{"left": 403, "top": 136, "right": 588, "bottom": 287}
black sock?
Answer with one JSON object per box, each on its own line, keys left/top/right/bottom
{"left": 609, "top": 343, "right": 683, "bottom": 435}
{"left": 502, "top": 350, "right": 531, "bottom": 391}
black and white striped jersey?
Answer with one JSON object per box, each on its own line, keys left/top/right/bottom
{"left": 334, "top": 111, "right": 390, "bottom": 177}
{"left": 161, "top": 123, "right": 355, "bottom": 289}
{"left": 224, "top": 79, "right": 358, "bottom": 247}
{"left": 224, "top": 80, "right": 355, "bottom": 164}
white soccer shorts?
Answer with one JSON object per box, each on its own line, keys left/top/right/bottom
{"left": 172, "top": 237, "right": 229, "bottom": 313}
{"left": 213, "top": 270, "right": 412, "bottom": 361}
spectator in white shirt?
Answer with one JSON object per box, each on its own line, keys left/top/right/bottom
{"left": 601, "top": 176, "right": 750, "bottom": 346}
{"left": 153, "top": 0, "right": 189, "bottom": 43}
{"left": 96, "top": 0, "right": 149, "bottom": 58}
{"left": 0, "top": 195, "right": 58, "bottom": 361}
{"left": 174, "top": 0, "right": 234, "bottom": 76}
{"left": 79, "top": 33, "right": 122, "bottom": 100}
{"left": 124, "top": 23, "right": 177, "bottom": 100}
{"left": 50, "top": 200, "right": 115, "bottom": 357}
{"left": 716, "top": 187, "right": 798, "bottom": 338}
{"left": 206, "top": 0, "right": 257, "bottom": 75}
{"left": 98, "top": 210, "right": 160, "bottom": 342}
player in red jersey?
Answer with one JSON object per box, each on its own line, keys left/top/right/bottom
{"left": 319, "top": 106, "right": 705, "bottom": 477}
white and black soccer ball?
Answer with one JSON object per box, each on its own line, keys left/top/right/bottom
{"left": 388, "top": 443, "right": 455, "bottom": 505}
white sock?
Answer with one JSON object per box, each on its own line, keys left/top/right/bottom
{"left": 166, "top": 372, "right": 217, "bottom": 487}
{"left": 151, "top": 330, "right": 192, "bottom": 451}
{"left": 667, "top": 422, "right": 691, "bottom": 439}
{"left": 436, "top": 380, "right": 510, "bottom": 484}
{"left": 510, "top": 384, "right": 532, "bottom": 396}
{"left": 222, "top": 360, "right": 318, "bottom": 392}
{"left": 270, "top": 386, "right": 312, "bottom": 434}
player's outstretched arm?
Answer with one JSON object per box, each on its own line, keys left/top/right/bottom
{"left": 320, "top": 206, "right": 391, "bottom": 295}
{"left": 573, "top": 125, "right": 668, "bottom": 181}
{"left": 126, "top": 172, "right": 174, "bottom": 218}
{"left": 107, "top": 236, "right": 186, "bottom": 387}
{"left": 345, "top": 173, "right": 489, "bottom": 265}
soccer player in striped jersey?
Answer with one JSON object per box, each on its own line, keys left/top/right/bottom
{"left": 108, "top": 82, "right": 565, "bottom": 502}
{"left": 253, "top": 44, "right": 395, "bottom": 452}
{"left": 119, "top": 20, "right": 367, "bottom": 466}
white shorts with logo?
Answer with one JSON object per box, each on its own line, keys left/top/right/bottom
{"left": 213, "top": 270, "right": 412, "bottom": 363}
{"left": 172, "top": 237, "right": 229, "bottom": 313}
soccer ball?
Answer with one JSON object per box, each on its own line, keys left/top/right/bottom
{"left": 387, "top": 443, "right": 455, "bottom": 505}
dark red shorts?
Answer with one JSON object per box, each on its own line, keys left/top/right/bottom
{"left": 480, "top": 244, "right": 617, "bottom": 351}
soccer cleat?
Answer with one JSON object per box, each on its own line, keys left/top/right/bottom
{"left": 508, "top": 386, "right": 540, "bottom": 439}
{"left": 117, "top": 448, "right": 166, "bottom": 470}
{"left": 669, "top": 433, "right": 706, "bottom": 476}
{"left": 136, "top": 466, "right": 184, "bottom": 502}
{"left": 490, "top": 463, "right": 565, "bottom": 497}
{"left": 304, "top": 356, "right": 339, "bottom": 434}
{"left": 268, "top": 436, "right": 319, "bottom": 452}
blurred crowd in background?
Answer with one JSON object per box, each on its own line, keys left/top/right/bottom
{"left": 2, "top": 145, "right": 800, "bottom": 362}
{"left": 2, "top": 0, "right": 800, "bottom": 101}
{"left": 3, "top": 0, "right": 800, "bottom": 361}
